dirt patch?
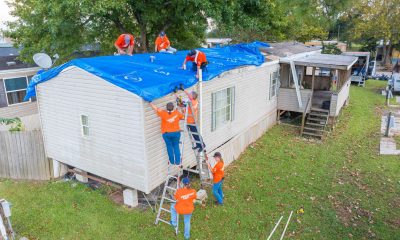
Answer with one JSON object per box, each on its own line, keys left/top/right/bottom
{"left": 387, "top": 218, "right": 400, "bottom": 229}
{"left": 109, "top": 190, "right": 124, "bottom": 205}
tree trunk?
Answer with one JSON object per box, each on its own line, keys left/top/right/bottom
{"left": 383, "top": 41, "right": 392, "bottom": 66}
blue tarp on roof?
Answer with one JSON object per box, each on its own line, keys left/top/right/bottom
{"left": 25, "top": 41, "right": 269, "bottom": 101}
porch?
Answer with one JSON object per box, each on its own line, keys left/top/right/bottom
{"left": 277, "top": 53, "right": 357, "bottom": 137}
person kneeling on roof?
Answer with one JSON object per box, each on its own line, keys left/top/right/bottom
{"left": 149, "top": 102, "right": 184, "bottom": 165}
{"left": 170, "top": 177, "right": 197, "bottom": 240}
{"left": 114, "top": 33, "right": 135, "bottom": 56}
{"left": 155, "top": 31, "right": 177, "bottom": 54}
{"left": 178, "top": 85, "right": 205, "bottom": 151}
{"left": 182, "top": 49, "right": 208, "bottom": 79}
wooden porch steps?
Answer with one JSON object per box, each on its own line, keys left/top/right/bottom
{"left": 301, "top": 108, "right": 330, "bottom": 139}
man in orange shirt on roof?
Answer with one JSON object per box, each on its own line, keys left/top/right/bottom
{"left": 155, "top": 31, "right": 177, "bottom": 54}
{"left": 170, "top": 177, "right": 197, "bottom": 240}
{"left": 182, "top": 49, "right": 208, "bottom": 79}
{"left": 114, "top": 33, "right": 135, "bottom": 56}
{"left": 149, "top": 102, "right": 184, "bottom": 165}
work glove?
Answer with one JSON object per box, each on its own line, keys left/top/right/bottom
{"left": 179, "top": 84, "right": 185, "bottom": 91}
{"left": 173, "top": 87, "right": 178, "bottom": 93}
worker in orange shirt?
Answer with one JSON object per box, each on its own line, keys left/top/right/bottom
{"left": 208, "top": 152, "right": 224, "bottom": 205}
{"left": 170, "top": 177, "right": 197, "bottom": 240}
{"left": 182, "top": 49, "right": 208, "bottom": 78}
{"left": 178, "top": 85, "right": 205, "bottom": 151}
{"left": 155, "top": 31, "right": 177, "bottom": 54}
{"left": 114, "top": 33, "right": 135, "bottom": 56}
{"left": 149, "top": 102, "right": 184, "bottom": 165}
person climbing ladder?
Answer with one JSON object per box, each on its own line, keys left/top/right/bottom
{"left": 149, "top": 102, "right": 184, "bottom": 165}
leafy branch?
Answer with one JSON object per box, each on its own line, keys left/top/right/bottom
{"left": 0, "top": 118, "right": 25, "bottom": 132}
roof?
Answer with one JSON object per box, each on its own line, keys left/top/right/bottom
{"left": 281, "top": 54, "right": 358, "bottom": 70}
{"left": 0, "top": 46, "right": 38, "bottom": 71}
{"left": 26, "top": 42, "right": 270, "bottom": 101}
{"left": 342, "top": 51, "right": 370, "bottom": 57}
{"left": 265, "top": 42, "right": 321, "bottom": 58}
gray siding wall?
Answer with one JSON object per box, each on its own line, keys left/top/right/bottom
{"left": 277, "top": 88, "right": 313, "bottom": 113}
{"left": 144, "top": 62, "right": 279, "bottom": 191}
{"left": 37, "top": 67, "right": 148, "bottom": 192}
{"left": 330, "top": 79, "right": 350, "bottom": 116}
{"left": 0, "top": 102, "right": 38, "bottom": 118}
{"left": 0, "top": 79, "right": 7, "bottom": 107}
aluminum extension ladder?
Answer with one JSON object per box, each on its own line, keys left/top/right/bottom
{"left": 154, "top": 95, "right": 212, "bottom": 234}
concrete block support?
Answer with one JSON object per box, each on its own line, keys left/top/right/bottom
{"left": 123, "top": 188, "right": 138, "bottom": 207}
{"left": 74, "top": 168, "right": 88, "bottom": 183}
{"left": 51, "top": 159, "right": 68, "bottom": 179}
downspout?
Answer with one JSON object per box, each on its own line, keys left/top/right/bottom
{"left": 198, "top": 69, "right": 203, "bottom": 134}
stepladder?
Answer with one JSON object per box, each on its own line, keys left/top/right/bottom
{"left": 154, "top": 95, "right": 212, "bottom": 233}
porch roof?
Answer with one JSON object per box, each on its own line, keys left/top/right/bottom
{"left": 280, "top": 54, "right": 358, "bottom": 70}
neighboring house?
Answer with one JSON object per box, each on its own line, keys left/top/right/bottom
{"left": 203, "top": 38, "right": 232, "bottom": 48}
{"left": 26, "top": 41, "right": 355, "bottom": 206}
{"left": 0, "top": 43, "right": 40, "bottom": 130}
{"left": 268, "top": 42, "right": 357, "bottom": 138}
{"left": 305, "top": 40, "right": 347, "bottom": 52}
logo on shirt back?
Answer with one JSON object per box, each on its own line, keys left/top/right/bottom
{"left": 180, "top": 192, "right": 195, "bottom": 200}
{"left": 166, "top": 115, "right": 178, "bottom": 123}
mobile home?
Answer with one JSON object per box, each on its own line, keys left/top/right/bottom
{"left": 27, "top": 43, "right": 280, "bottom": 204}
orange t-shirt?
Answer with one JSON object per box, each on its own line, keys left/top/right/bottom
{"left": 185, "top": 50, "right": 207, "bottom": 66}
{"left": 174, "top": 188, "right": 197, "bottom": 214}
{"left": 155, "top": 36, "right": 171, "bottom": 51}
{"left": 187, "top": 99, "right": 198, "bottom": 124}
{"left": 156, "top": 109, "right": 184, "bottom": 133}
{"left": 115, "top": 34, "right": 135, "bottom": 49}
{"left": 212, "top": 161, "right": 224, "bottom": 183}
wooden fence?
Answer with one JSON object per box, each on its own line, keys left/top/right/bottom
{"left": 0, "top": 130, "right": 51, "bottom": 180}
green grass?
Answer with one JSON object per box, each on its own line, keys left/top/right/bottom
{"left": 1, "top": 80, "right": 400, "bottom": 239}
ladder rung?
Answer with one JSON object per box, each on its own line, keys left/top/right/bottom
{"left": 167, "top": 175, "right": 178, "bottom": 180}
{"left": 166, "top": 186, "right": 177, "bottom": 191}
{"left": 163, "top": 197, "right": 176, "bottom": 202}
{"left": 157, "top": 218, "right": 172, "bottom": 225}
{"left": 160, "top": 207, "right": 171, "bottom": 213}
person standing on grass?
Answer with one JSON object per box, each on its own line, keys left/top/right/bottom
{"left": 114, "top": 33, "right": 135, "bottom": 55}
{"left": 209, "top": 152, "right": 224, "bottom": 205}
{"left": 170, "top": 177, "right": 197, "bottom": 240}
{"left": 149, "top": 102, "right": 184, "bottom": 165}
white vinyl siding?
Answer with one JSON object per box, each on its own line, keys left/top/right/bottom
{"left": 37, "top": 67, "right": 148, "bottom": 192}
{"left": 211, "top": 87, "right": 235, "bottom": 131}
{"left": 3, "top": 76, "right": 30, "bottom": 106}
{"left": 269, "top": 71, "right": 278, "bottom": 100}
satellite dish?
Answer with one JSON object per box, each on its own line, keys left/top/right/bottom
{"left": 33, "top": 53, "right": 53, "bottom": 69}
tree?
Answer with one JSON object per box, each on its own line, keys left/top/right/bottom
{"left": 321, "top": 42, "right": 342, "bottom": 54}
{"left": 4, "top": 0, "right": 211, "bottom": 63}
{"left": 348, "top": 0, "right": 400, "bottom": 65}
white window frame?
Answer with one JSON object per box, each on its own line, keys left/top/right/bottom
{"left": 80, "top": 115, "right": 89, "bottom": 138}
{"left": 2, "top": 76, "right": 31, "bottom": 106}
{"left": 269, "top": 70, "right": 279, "bottom": 100}
{"left": 211, "top": 86, "right": 235, "bottom": 131}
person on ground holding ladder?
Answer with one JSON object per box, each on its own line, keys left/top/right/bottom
{"left": 177, "top": 85, "right": 205, "bottom": 151}
{"left": 149, "top": 102, "right": 184, "bottom": 165}
{"left": 170, "top": 177, "right": 197, "bottom": 240}
{"left": 208, "top": 152, "right": 225, "bottom": 205}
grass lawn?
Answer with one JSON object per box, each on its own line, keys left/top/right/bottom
{"left": 1, "top": 80, "right": 399, "bottom": 239}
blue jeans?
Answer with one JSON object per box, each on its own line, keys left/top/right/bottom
{"left": 162, "top": 132, "right": 181, "bottom": 165}
{"left": 213, "top": 180, "right": 224, "bottom": 204}
{"left": 171, "top": 203, "right": 192, "bottom": 239}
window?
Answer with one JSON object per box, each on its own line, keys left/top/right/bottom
{"left": 81, "top": 115, "right": 89, "bottom": 137}
{"left": 3, "top": 77, "right": 29, "bottom": 105}
{"left": 269, "top": 71, "right": 279, "bottom": 99}
{"left": 211, "top": 87, "right": 235, "bottom": 131}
